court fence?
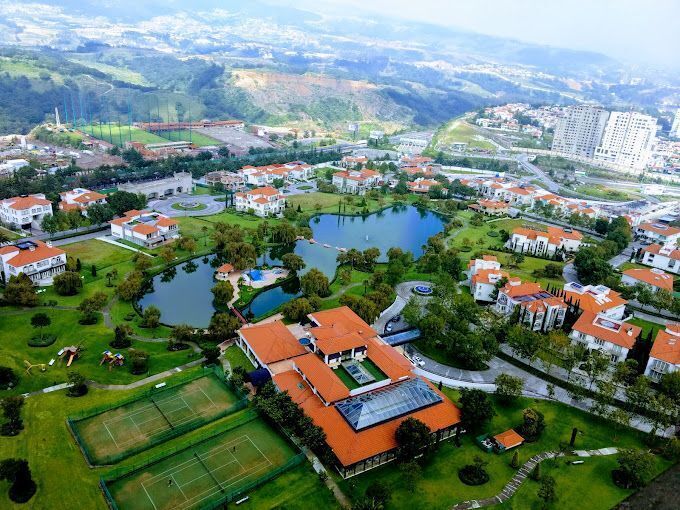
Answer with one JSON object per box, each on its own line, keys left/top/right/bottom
{"left": 68, "top": 365, "right": 248, "bottom": 466}
{"left": 99, "top": 410, "right": 306, "bottom": 510}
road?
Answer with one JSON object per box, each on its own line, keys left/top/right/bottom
{"left": 373, "top": 281, "right": 432, "bottom": 334}
{"left": 148, "top": 193, "right": 225, "bottom": 217}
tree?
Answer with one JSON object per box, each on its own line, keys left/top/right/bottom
{"left": 458, "top": 456, "right": 490, "bottom": 486}
{"left": 77, "top": 291, "right": 108, "bottom": 324}
{"left": 141, "top": 305, "right": 161, "bottom": 329}
{"left": 494, "top": 374, "right": 524, "bottom": 404}
{"left": 0, "top": 367, "right": 18, "bottom": 389}
{"left": 583, "top": 349, "right": 610, "bottom": 389}
{"left": 176, "top": 235, "right": 197, "bottom": 253}
{"left": 169, "top": 324, "right": 193, "bottom": 350}
{"left": 614, "top": 449, "right": 653, "bottom": 489}
{"left": 129, "top": 350, "right": 150, "bottom": 375}
{"left": 510, "top": 450, "right": 520, "bottom": 469}
{"left": 395, "top": 417, "right": 432, "bottom": 461}
{"left": 107, "top": 191, "right": 146, "bottom": 216}
{"left": 537, "top": 475, "right": 556, "bottom": 509}
{"left": 202, "top": 346, "right": 221, "bottom": 366}
{"left": 659, "top": 371, "right": 680, "bottom": 403}
{"left": 117, "top": 271, "right": 144, "bottom": 301}
{"left": 133, "top": 253, "right": 153, "bottom": 272}
{"left": 86, "top": 203, "right": 114, "bottom": 225}
{"left": 30, "top": 312, "right": 51, "bottom": 342}
{"left": 67, "top": 371, "right": 88, "bottom": 397}
{"left": 507, "top": 325, "right": 541, "bottom": 361}
{"left": 0, "top": 396, "right": 25, "bottom": 436}
{"left": 517, "top": 408, "right": 545, "bottom": 442}
{"left": 300, "top": 268, "right": 331, "bottom": 297}
{"left": 159, "top": 245, "right": 175, "bottom": 264}
{"left": 3, "top": 274, "right": 38, "bottom": 307}
{"left": 530, "top": 462, "right": 541, "bottom": 481}
{"left": 211, "top": 280, "right": 234, "bottom": 308}
{"left": 459, "top": 388, "right": 494, "bottom": 432}
{"left": 52, "top": 270, "right": 83, "bottom": 296}
{"left": 111, "top": 325, "right": 133, "bottom": 348}
{"left": 0, "top": 459, "right": 36, "bottom": 503}
{"left": 281, "top": 297, "right": 314, "bottom": 322}
{"left": 613, "top": 359, "right": 639, "bottom": 387}
{"left": 281, "top": 253, "right": 306, "bottom": 273}
{"left": 208, "top": 312, "right": 240, "bottom": 341}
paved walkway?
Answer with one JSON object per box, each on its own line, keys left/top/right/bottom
{"left": 302, "top": 448, "right": 351, "bottom": 508}
{"left": 97, "top": 235, "right": 154, "bottom": 256}
{"left": 88, "top": 360, "right": 205, "bottom": 391}
{"left": 451, "top": 447, "right": 618, "bottom": 509}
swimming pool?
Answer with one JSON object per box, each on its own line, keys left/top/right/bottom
{"left": 248, "top": 269, "right": 264, "bottom": 281}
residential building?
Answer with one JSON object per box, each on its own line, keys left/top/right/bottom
{"left": 117, "top": 172, "right": 193, "bottom": 199}
{"left": 640, "top": 243, "right": 680, "bottom": 275}
{"left": 670, "top": 109, "right": 680, "bottom": 139}
{"left": 635, "top": 222, "right": 680, "bottom": 245}
{"left": 270, "top": 306, "right": 461, "bottom": 478}
{"left": 234, "top": 186, "right": 286, "bottom": 217}
{"left": 495, "top": 278, "right": 567, "bottom": 331}
{"left": 109, "top": 210, "right": 179, "bottom": 248}
{"left": 332, "top": 169, "right": 381, "bottom": 195}
{"left": 644, "top": 324, "right": 680, "bottom": 382}
{"left": 470, "top": 267, "right": 509, "bottom": 302}
{"left": 239, "top": 162, "right": 312, "bottom": 186}
{"left": 569, "top": 311, "right": 641, "bottom": 364}
{"left": 507, "top": 226, "right": 583, "bottom": 256}
{"left": 470, "top": 199, "right": 509, "bottom": 216}
{"left": 58, "top": 188, "right": 107, "bottom": 216}
{"left": 215, "top": 263, "right": 234, "bottom": 281}
{"left": 340, "top": 156, "right": 368, "bottom": 168}
{"left": 504, "top": 187, "right": 535, "bottom": 207}
{"left": 621, "top": 268, "right": 674, "bottom": 294}
{"left": 0, "top": 194, "right": 53, "bottom": 230}
{"left": 407, "top": 178, "right": 443, "bottom": 194}
{"left": 563, "top": 282, "right": 627, "bottom": 320}
{"left": 236, "top": 320, "right": 307, "bottom": 373}
{"left": 0, "top": 240, "right": 67, "bottom": 285}
{"left": 552, "top": 105, "right": 609, "bottom": 158}
{"left": 204, "top": 171, "right": 246, "bottom": 190}
{"left": 594, "top": 111, "right": 657, "bottom": 170}
{"left": 466, "top": 256, "right": 502, "bottom": 278}
{"left": 480, "top": 180, "right": 513, "bottom": 200}
{"left": 0, "top": 159, "right": 30, "bottom": 177}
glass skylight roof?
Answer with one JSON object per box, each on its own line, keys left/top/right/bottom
{"left": 335, "top": 377, "right": 442, "bottom": 431}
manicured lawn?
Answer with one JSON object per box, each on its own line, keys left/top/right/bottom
{"left": 0, "top": 225, "right": 22, "bottom": 240}
{"left": 161, "top": 130, "right": 220, "bottom": 147}
{"left": 432, "top": 119, "right": 496, "bottom": 152}
{"left": 574, "top": 184, "right": 641, "bottom": 201}
{"left": 223, "top": 345, "right": 256, "bottom": 372}
{"left": 628, "top": 317, "right": 664, "bottom": 338}
{"left": 286, "top": 192, "right": 417, "bottom": 215}
{"left": 82, "top": 123, "right": 170, "bottom": 147}
{"left": 337, "top": 389, "right": 672, "bottom": 510}
{"left": 171, "top": 202, "right": 207, "bottom": 211}
{"left": 0, "top": 309, "right": 195, "bottom": 394}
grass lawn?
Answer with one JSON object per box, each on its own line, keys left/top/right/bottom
{"left": 574, "top": 184, "right": 641, "bottom": 201}
{"left": 628, "top": 317, "right": 665, "bottom": 338}
{"left": 223, "top": 345, "right": 256, "bottom": 372}
{"left": 161, "top": 130, "right": 221, "bottom": 147}
{"left": 81, "top": 124, "right": 170, "bottom": 147}
{"left": 0, "top": 367, "right": 338, "bottom": 510}
{"left": 286, "top": 192, "right": 417, "bottom": 215}
{"left": 171, "top": 202, "right": 207, "bottom": 211}
{"left": 0, "top": 225, "right": 22, "bottom": 240}
{"left": 433, "top": 119, "right": 496, "bottom": 152}
{"left": 337, "top": 389, "right": 672, "bottom": 510}
{"left": 0, "top": 308, "right": 195, "bottom": 395}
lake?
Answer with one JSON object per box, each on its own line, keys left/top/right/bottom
{"left": 138, "top": 205, "right": 446, "bottom": 326}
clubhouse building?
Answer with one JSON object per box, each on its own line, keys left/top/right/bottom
{"left": 236, "top": 306, "right": 461, "bottom": 477}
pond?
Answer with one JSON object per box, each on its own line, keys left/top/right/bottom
{"left": 138, "top": 205, "right": 446, "bottom": 327}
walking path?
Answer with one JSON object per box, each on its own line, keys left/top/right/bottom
{"left": 88, "top": 360, "right": 205, "bottom": 391}
{"left": 452, "top": 447, "right": 618, "bottom": 509}
{"left": 97, "top": 235, "right": 154, "bottom": 256}
{"left": 302, "top": 448, "right": 351, "bottom": 509}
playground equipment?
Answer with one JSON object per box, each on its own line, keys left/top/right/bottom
{"left": 57, "top": 346, "right": 82, "bottom": 367}
{"left": 24, "top": 360, "right": 47, "bottom": 375}
{"left": 100, "top": 351, "right": 125, "bottom": 371}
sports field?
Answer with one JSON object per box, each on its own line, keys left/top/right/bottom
{"left": 161, "top": 130, "right": 221, "bottom": 147}
{"left": 106, "top": 417, "right": 300, "bottom": 510}
{"left": 72, "top": 376, "right": 240, "bottom": 465}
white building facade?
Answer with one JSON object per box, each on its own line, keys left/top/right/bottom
{"left": 0, "top": 240, "right": 67, "bottom": 285}
{"left": 0, "top": 194, "right": 53, "bottom": 230}
{"left": 594, "top": 111, "right": 657, "bottom": 170}
{"left": 551, "top": 105, "right": 609, "bottom": 158}
{"left": 234, "top": 186, "right": 286, "bottom": 217}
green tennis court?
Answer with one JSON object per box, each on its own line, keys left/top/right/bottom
{"left": 72, "top": 375, "right": 240, "bottom": 465}
{"left": 106, "top": 418, "right": 299, "bottom": 510}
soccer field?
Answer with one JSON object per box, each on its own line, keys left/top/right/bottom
{"left": 105, "top": 417, "right": 300, "bottom": 510}
{"left": 80, "top": 124, "right": 170, "bottom": 146}
{"left": 72, "top": 375, "right": 241, "bottom": 465}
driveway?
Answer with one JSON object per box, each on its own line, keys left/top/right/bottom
{"left": 373, "top": 280, "right": 432, "bottom": 334}
{"left": 148, "top": 193, "right": 225, "bottom": 217}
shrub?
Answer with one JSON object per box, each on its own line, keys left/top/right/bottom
{"left": 0, "top": 366, "right": 19, "bottom": 390}
{"left": 129, "top": 350, "right": 150, "bottom": 375}
{"left": 487, "top": 230, "right": 499, "bottom": 237}
{"left": 67, "top": 372, "right": 88, "bottom": 397}
{"left": 612, "top": 449, "right": 653, "bottom": 489}
{"left": 517, "top": 408, "right": 545, "bottom": 442}
{"left": 458, "top": 456, "right": 490, "bottom": 485}
{"left": 53, "top": 271, "right": 83, "bottom": 296}
{"left": 110, "top": 325, "right": 133, "bottom": 348}
{"left": 0, "top": 459, "right": 36, "bottom": 503}
{"left": 27, "top": 334, "right": 57, "bottom": 347}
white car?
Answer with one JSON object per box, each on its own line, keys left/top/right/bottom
{"left": 412, "top": 355, "right": 425, "bottom": 367}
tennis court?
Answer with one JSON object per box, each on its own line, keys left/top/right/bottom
{"left": 106, "top": 418, "right": 299, "bottom": 510}
{"left": 73, "top": 375, "right": 241, "bottom": 465}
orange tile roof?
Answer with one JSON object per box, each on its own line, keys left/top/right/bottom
{"left": 483, "top": 255, "right": 498, "bottom": 262}
{"left": 512, "top": 226, "right": 582, "bottom": 242}
{"left": 294, "top": 353, "right": 350, "bottom": 403}
{"left": 563, "top": 288, "right": 627, "bottom": 314}
{"left": 216, "top": 263, "right": 234, "bottom": 273}
{"left": 507, "top": 187, "right": 531, "bottom": 195}
{"left": 309, "top": 306, "right": 377, "bottom": 342}
{"left": 72, "top": 191, "right": 106, "bottom": 203}
{"left": 478, "top": 199, "right": 508, "bottom": 209}
{"left": 247, "top": 186, "right": 279, "bottom": 197}
{"left": 3, "top": 195, "right": 51, "bottom": 210}
{"left": 132, "top": 224, "right": 158, "bottom": 235}
{"left": 0, "top": 240, "right": 65, "bottom": 267}
{"left": 239, "top": 320, "right": 306, "bottom": 364}
{"left": 494, "top": 429, "right": 524, "bottom": 449}
{"left": 650, "top": 325, "right": 680, "bottom": 365}
{"left": 638, "top": 222, "right": 680, "bottom": 236}
{"left": 501, "top": 281, "right": 543, "bottom": 298}
{"left": 365, "top": 337, "right": 412, "bottom": 381}
{"left": 155, "top": 217, "right": 178, "bottom": 227}
{"left": 315, "top": 332, "right": 367, "bottom": 355}
{"left": 643, "top": 243, "right": 680, "bottom": 261}
{"left": 274, "top": 371, "right": 461, "bottom": 467}
{"left": 623, "top": 268, "right": 674, "bottom": 291}
{"left": 254, "top": 197, "right": 269, "bottom": 204}
{"left": 59, "top": 203, "right": 81, "bottom": 212}
{"left": 572, "top": 311, "right": 641, "bottom": 349}
{"left": 471, "top": 268, "right": 509, "bottom": 285}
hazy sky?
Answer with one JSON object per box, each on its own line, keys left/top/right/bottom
{"left": 285, "top": 0, "right": 679, "bottom": 67}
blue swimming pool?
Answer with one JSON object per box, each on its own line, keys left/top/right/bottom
{"left": 248, "top": 269, "right": 263, "bottom": 281}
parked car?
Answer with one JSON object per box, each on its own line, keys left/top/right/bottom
{"left": 385, "top": 324, "right": 393, "bottom": 333}
{"left": 412, "top": 355, "right": 425, "bottom": 367}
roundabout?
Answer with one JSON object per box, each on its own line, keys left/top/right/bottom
{"left": 413, "top": 284, "right": 433, "bottom": 296}
{"left": 148, "top": 193, "right": 225, "bottom": 216}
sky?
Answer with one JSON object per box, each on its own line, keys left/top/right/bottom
{"left": 283, "top": 0, "right": 679, "bottom": 68}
